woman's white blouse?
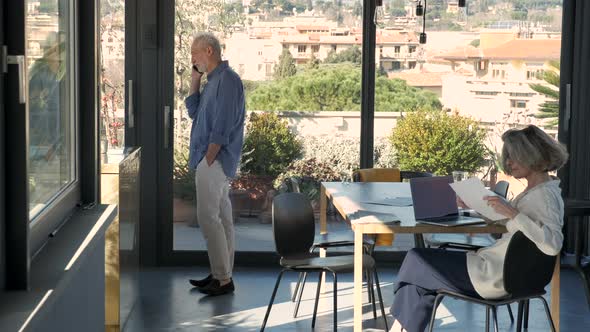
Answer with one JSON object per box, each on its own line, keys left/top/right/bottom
{"left": 466, "top": 179, "right": 564, "bottom": 299}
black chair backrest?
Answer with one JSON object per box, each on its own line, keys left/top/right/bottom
{"left": 503, "top": 231, "right": 557, "bottom": 297}
{"left": 285, "top": 177, "right": 301, "bottom": 193}
{"left": 272, "top": 193, "right": 315, "bottom": 258}
{"left": 400, "top": 171, "right": 433, "bottom": 180}
{"left": 493, "top": 180, "right": 509, "bottom": 199}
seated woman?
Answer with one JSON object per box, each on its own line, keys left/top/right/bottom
{"left": 389, "top": 125, "right": 569, "bottom": 332}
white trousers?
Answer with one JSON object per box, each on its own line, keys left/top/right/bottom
{"left": 195, "top": 159, "right": 234, "bottom": 280}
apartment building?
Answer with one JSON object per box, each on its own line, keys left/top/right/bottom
{"left": 438, "top": 37, "right": 561, "bottom": 124}
{"left": 223, "top": 11, "right": 422, "bottom": 80}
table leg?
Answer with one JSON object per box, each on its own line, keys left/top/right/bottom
{"left": 320, "top": 185, "right": 327, "bottom": 235}
{"left": 551, "top": 255, "right": 560, "bottom": 332}
{"left": 319, "top": 185, "right": 327, "bottom": 291}
{"left": 354, "top": 227, "right": 364, "bottom": 332}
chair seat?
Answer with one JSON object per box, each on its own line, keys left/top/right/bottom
{"left": 313, "top": 230, "right": 375, "bottom": 248}
{"left": 281, "top": 254, "right": 375, "bottom": 272}
{"left": 426, "top": 233, "right": 496, "bottom": 248}
{"left": 437, "top": 288, "right": 547, "bottom": 306}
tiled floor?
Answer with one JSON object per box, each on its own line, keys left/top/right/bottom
{"left": 124, "top": 265, "right": 590, "bottom": 332}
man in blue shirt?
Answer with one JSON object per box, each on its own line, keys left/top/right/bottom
{"left": 186, "top": 32, "right": 245, "bottom": 296}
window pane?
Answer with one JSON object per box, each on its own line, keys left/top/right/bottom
{"left": 27, "top": 0, "right": 75, "bottom": 219}
{"left": 381, "top": 0, "right": 563, "bottom": 203}
{"left": 173, "top": 0, "right": 362, "bottom": 252}
{"left": 99, "top": 0, "right": 126, "bottom": 166}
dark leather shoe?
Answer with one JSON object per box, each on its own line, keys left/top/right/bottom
{"left": 189, "top": 274, "right": 213, "bottom": 288}
{"left": 199, "top": 279, "right": 235, "bottom": 296}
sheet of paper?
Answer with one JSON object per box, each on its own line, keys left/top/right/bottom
{"left": 449, "top": 177, "right": 506, "bottom": 221}
{"left": 348, "top": 209, "right": 400, "bottom": 224}
{"left": 360, "top": 197, "right": 413, "bottom": 207}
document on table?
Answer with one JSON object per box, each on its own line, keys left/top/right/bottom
{"left": 360, "top": 197, "right": 413, "bottom": 207}
{"left": 348, "top": 209, "right": 401, "bottom": 225}
{"left": 449, "top": 177, "right": 506, "bottom": 221}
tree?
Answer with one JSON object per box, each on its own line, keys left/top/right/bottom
{"left": 306, "top": 53, "right": 320, "bottom": 70}
{"left": 248, "top": 64, "right": 442, "bottom": 112}
{"left": 529, "top": 61, "right": 560, "bottom": 127}
{"left": 324, "top": 46, "right": 362, "bottom": 64}
{"left": 389, "top": 0, "right": 407, "bottom": 17}
{"left": 274, "top": 49, "right": 297, "bottom": 80}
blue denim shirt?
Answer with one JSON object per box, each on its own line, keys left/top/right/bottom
{"left": 185, "top": 61, "right": 245, "bottom": 178}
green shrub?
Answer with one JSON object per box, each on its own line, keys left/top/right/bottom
{"left": 389, "top": 111, "right": 488, "bottom": 175}
{"left": 241, "top": 112, "right": 303, "bottom": 177}
{"left": 173, "top": 140, "right": 195, "bottom": 200}
{"left": 273, "top": 158, "right": 341, "bottom": 201}
{"left": 300, "top": 136, "right": 396, "bottom": 178}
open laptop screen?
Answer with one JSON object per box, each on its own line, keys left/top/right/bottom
{"left": 410, "top": 176, "right": 458, "bottom": 219}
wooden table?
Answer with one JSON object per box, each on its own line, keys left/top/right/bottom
{"left": 319, "top": 182, "right": 561, "bottom": 332}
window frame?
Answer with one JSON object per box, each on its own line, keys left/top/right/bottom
{"left": 27, "top": 0, "right": 81, "bottom": 258}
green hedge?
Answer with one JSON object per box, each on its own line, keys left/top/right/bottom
{"left": 240, "top": 112, "right": 303, "bottom": 177}
{"left": 389, "top": 111, "right": 487, "bottom": 175}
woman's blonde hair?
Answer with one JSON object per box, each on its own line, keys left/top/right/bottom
{"left": 501, "top": 125, "right": 568, "bottom": 175}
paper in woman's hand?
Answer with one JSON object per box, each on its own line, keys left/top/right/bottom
{"left": 449, "top": 178, "right": 507, "bottom": 221}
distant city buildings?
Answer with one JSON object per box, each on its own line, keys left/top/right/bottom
{"left": 437, "top": 34, "right": 560, "bottom": 125}
{"left": 224, "top": 13, "right": 422, "bottom": 80}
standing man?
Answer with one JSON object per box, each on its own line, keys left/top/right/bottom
{"left": 186, "top": 32, "right": 245, "bottom": 296}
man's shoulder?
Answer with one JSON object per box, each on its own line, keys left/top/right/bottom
{"left": 220, "top": 66, "right": 243, "bottom": 85}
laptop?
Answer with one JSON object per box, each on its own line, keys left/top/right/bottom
{"left": 410, "top": 176, "right": 486, "bottom": 227}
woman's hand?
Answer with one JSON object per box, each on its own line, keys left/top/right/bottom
{"left": 483, "top": 196, "right": 519, "bottom": 219}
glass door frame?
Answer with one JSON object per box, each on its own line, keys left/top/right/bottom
{"left": 150, "top": 0, "right": 380, "bottom": 266}
{"left": 2, "top": 0, "right": 97, "bottom": 289}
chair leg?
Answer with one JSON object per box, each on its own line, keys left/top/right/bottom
{"left": 491, "top": 306, "right": 499, "bottom": 332}
{"left": 516, "top": 301, "right": 524, "bottom": 332}
{"left": 293, "top": 272, "right": 308, "bottom": 318}
{"left": 261, "top": 270, "right": 285, "bottom": 332}
{"left": 428, "top": 294, "right": 444, "bottom": 332}
{"left": 373, "top": 268, "right": 389, "bottom": 331}
{"left": 292, "top": 272, "right": 303, "bottom": 302}
{"left": 485, "top": 306, "right": 490, "bottom": 332}
{"left": 523, "top": 299, "right": 529, "bottom": 329}
{"left": 414, "top": 234, "right": 426, "bottom": 248}
{"left": 365, "top": 268, "right": 373, "bottom": 304}
{"left": 368, "top": 270, "right": 377, "bottom": 319}
{"left": 506, "top": 304, "right": 514, "bottom": 323}
{"left": 312, "top": 272, "right": 323, "bottom": 329}
{"left": 538, "top": 296, "right": 557, "bottom": 332}
{"left": 332, "top": 272, "right": 338, "bottom": 332}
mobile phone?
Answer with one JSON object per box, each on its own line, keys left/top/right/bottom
{"left": 192, "top": 64, "right": 203, "bottom": 74}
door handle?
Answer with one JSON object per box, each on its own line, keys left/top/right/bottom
{"left": 2, "top": 46, "right": 26, "bottom": 104}
{"left": 128, "top": 80, "right": 134, "bottom": 128}
{"left": 164, "top": 105, "right": 170, "bottom": 149}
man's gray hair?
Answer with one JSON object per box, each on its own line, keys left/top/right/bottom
{"left": 193, "top": 32, "right": 222, "bottom": 58}
{"left": 500, "top": 125, "right": 568, "bottom": 175}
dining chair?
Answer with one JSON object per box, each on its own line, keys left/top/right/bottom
{"left": 283, "top": 176, "right": 375, "bottom": 312}
{"left": 427, "top": 231, "right": 557, "bottom": 332}
{"left": 352, "top": 167, "right": 401, "bottom": 183}
{"left": 260, "top": 193, "right": 388, "bottom": 331}
{"left": 424, "top": 180, "right": 515, "bottom": 321}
